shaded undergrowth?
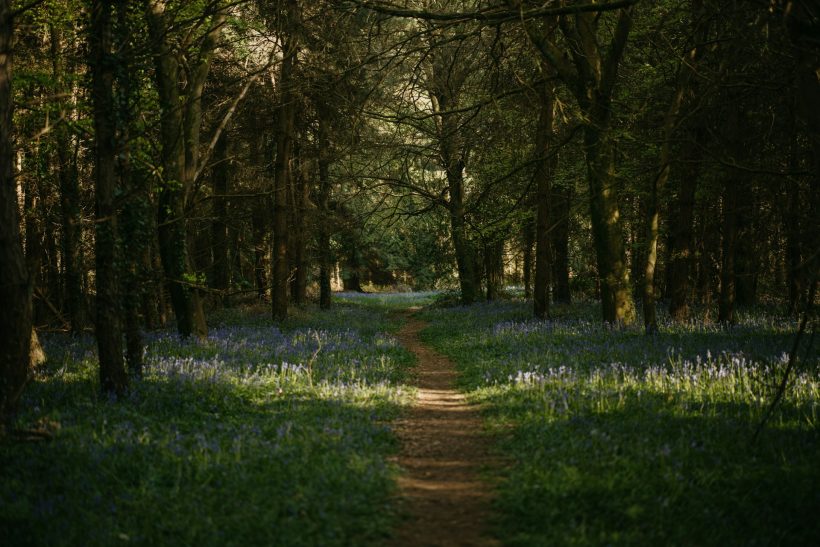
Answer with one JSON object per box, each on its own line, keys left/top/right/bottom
{"left": 1, "top": 302, "right": 415, "bottom": 546}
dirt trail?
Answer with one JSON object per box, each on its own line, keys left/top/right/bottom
{"left": 389, "top": 314, "right": 498, "bottom": 547}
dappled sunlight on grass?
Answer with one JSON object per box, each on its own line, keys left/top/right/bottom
{"left": 421, "top": 300, "right": 820, "bottom": 545}
{"left": 1, "top": 301, "right": 424, "bottom": 546}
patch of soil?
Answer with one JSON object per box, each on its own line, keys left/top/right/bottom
{"left": 389, "top": 315, "right": 499, "bottom": 547}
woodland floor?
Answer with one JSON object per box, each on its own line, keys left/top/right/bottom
{"left": 390, "top": 311, "right": 499, "bottom": 547}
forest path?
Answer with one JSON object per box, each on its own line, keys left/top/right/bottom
{"left": 389, "top": 312, "right": 499, "bottom": 547}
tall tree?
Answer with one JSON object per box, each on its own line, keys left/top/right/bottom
{"left": 0, "top": 0, "right": 33, "bottom": 427}
{"left": 521, "top": 2, "right": 638, "bottom": 323}
{"left": 426, "top": 26, "right": 479, "bottom": 305}
{"left": 145, "top": 0, "right": 224, "bottom": 338}
{"left": 271, "top": 0, "right": 300, "bottom": 321}
{"left": 643, "top": 0, "right": 706, "bottom": 333}
{"left": 50, "top": 23, "right": 85, "bottom": 333}
{"left": 89, "top": 0, "right": 127, "bottom": 395}
{"left": 532, "top": 67, "right": 556, "bottom": 319}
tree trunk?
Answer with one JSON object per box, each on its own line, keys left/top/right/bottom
{"left": 211, "top": 133, "right": 230, "bottom": 307}
{"left": 535, "top": 6, "right": 636, "bottom": 323}
{"left": 146, "top": 4, "right": 196, "bottom": 338}
{"left": 718, "top": 182, "right": 738, "bottom": 324}
{"left": 448, "top": 167, "right": 477, "bottom": 305}
{"left": 667, "top": 136, "right": 701, "bottom": 321}
{"left": 51, "top": 26, "right": 85, "bottom": 334}
{"left": 318, "top": 117, "right": 333, "bottom": 310}
{"left": 116, "top": 0, "right": 145, "bottom": 378}
{"left": 272, "top": 5, "right": 299, "bottom": 321}
{"left": 146, "top": 0, "right": 220, "bottom": 338}
{"left": 522, "top": 217, "right": 534, "bottom": 299}
{"left": 643, "top": 38, "right": 700, "bottom": 333}
{"left": 785, "top": 179, "right": 803, "bottom": 314}
{"left": 289, "top": 150, "right": 308, "bottom": 305}
{"left": 0, "top": 0, "right": 33, "bottom": 427}
{"left": 90, "top": 0, "right": 127, "bottom": 396}
{"left": 551, "top": 180, "right": 571, "bottom": 304}
{"left": 533, "top": 82, "right": 555, "bottom": 319}
{"left": 734, "top": 190, "right": 757, "bottom": 307}
{"left": 23, "top": 148, "right": 45, "bottom": 324}
{"left": 484, "top": 239, "right": 504, "bottom": 301}
{"left": 585, "top": 121, "right": 636, "bottom": 324}
{"left": 251, "top": 199, "right": 267, "bottom": 300}
{"left": 784, "top": 1, "right": 820, "bottom": 308}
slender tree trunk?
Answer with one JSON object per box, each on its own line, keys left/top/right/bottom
{"left": 318, "top": 117, "right": 333, "bottom": 310}
{"left": 643, "top": 40, "right": 699, "bottom": 333}
{"left": 115, "top": 0, "right": 144, "bottom": 378}
{"left": 23, "top": 147, "right": 45, "bottom": 324}
{"left": 0, "top": 0, "right": 33, "bottom": 427}
{"left": 734, "top": 190, "right": 757, "bottom": 307}
{"left": 448, "top": 166, "right": 477, "bottom": 305}
{"left": 51, "top": 27, "right": 85, "bottom": 333}
{"left": 146, "top": 0, "right": 221, "bottom": 338}
{"left": 432, "top": 72, "right": 475, "bottom": 305}
{"left": 585, "top": 119, "right": 636, "bottom": 324}
{"left": 643, "top": 177, "right": 660, "bottom": 333}
{"left": 484, "top": 239, "right": 504, "bottom": 301}
{"left": 551, "top": 181, "right": 571, "bottom": 304}
{"left": 211, "top": 134, "right": 230, "bottom": 307}
{"left": 342, "top": 233, "right": 364, "bottom": 292}
{"left": 522, "top": 217, "right": 534, "bottom": 299}
{"left": 289, "top": 150, "right": 308, "bottom": 305}
{"left": 251, "top": 200, "right": 267, "bottom": 300}
{"left": 533, "top": 82, "right": 555, "bottom": 319}
{"left": 667, "top": 136, "right": 701, "bottom": 321}
{"left": 785, "top": 179, "right": 803, "bottom": 314}
{"left": 90, "top": 0, "right": 127, "bottom": 396}
{"left": 718, "top": 182, "right": 738, "bottom": 324}
{"left": 272, "top": 5, "right": 299, "bottom": 321}
{"left": 146, "top": 4, "right": 195, "bottom": 338}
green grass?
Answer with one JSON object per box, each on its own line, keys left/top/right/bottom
{"left": 1, "top": 301, "right": 418, "bottom": 546}
{"left": 420, "top": 300, "right": 820, "bottom": 546}
{"left": 5, "top": 295, "right": 817, "bottom": 546}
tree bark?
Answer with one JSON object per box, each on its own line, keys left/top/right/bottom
{"left": 644, "top": 23, "right": 702, "bottom": 332}
{"left": 318, "top": 116, "right": 333, "bottom": 310}
{"left": 585, "top": 121, "right": 635, "bottom": 324}
{"left": 667, "top": 133, "right": 701, "bottom": 321}
{"left": 533, "top": 80, "right": 555, "bottom": 319}
{"left": 211, "top": 133, "right": 230, "bottom": 306}
{"left": 718, "top": 182, "right": 738, "bottom": 324}
{"left": 51, "top": 26, "right": 85, "bottom": 334}
{"left": 272, "top": 2, "right": 299, "bottom": 321}
{"left": 448, "top": 166, "right": 477, "bottom": 305}
{"left": 146, "top": 0, "right": 221, "bottom": 338}
{"left": 115, "top": 0, "right": 145, "bottom": 378}
{"left": 146, "top": 2, "right": 195, "bottom": 338}
{"left": 734, "top": 190, "right": 757, "bottom": 307}
{"left": 785, "top": 178, "right": 803, "bottom": 314}
{"left": 551, "top": 180, "right": 572, "bottom": 304}
{"left": 484, "top": 238, "right": 504, "bottom": 301}
{"left": 289, "top": 148, "right": 308, "bottom": 305}
{"left": 783, "top": 2, "right": 820, "bottom": 311}
{"left": 531, "top": 6, "right": 637, "bottom": 323}
{"left": 0, "top": 0, "right": 33, "bottom": 427}
{"left": 251, "top": 199, "right": 268, "bottom": 300}
{"left": 90, "top": 0, "right": 127, "bottom": 396}
{"left": 522, "top": 217, "right": 534, "bottom": 299}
